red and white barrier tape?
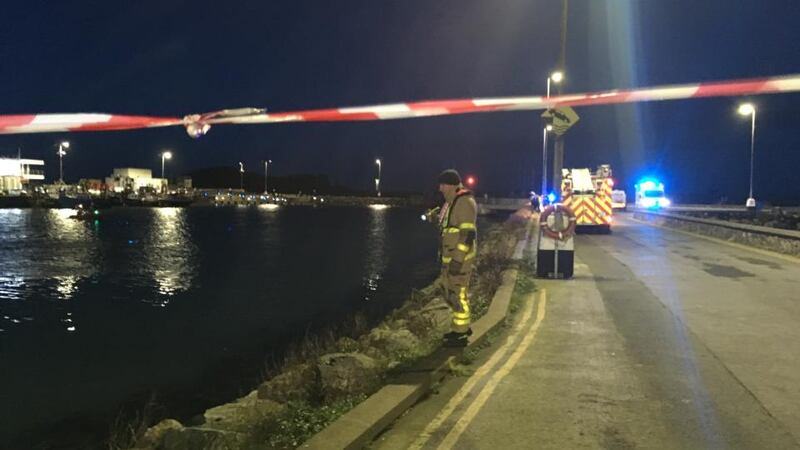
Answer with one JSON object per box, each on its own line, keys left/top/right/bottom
{"left": 1, "top": 74, "right": 798, "bottom": 138}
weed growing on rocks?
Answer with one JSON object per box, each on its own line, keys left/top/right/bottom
{"left": 249, "top": 394, "right": 367, "bottom": 449}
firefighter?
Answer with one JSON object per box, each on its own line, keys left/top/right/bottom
{"left": 435, "top": 169, "right": 478, "bottom": 347}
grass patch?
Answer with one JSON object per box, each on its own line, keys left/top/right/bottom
{"left": 249, "top": 394, "right": 367, "bottom": 449}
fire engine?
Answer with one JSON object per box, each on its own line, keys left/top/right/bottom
{"left": 560, "top": 164, "right": 614, "bottom": 233}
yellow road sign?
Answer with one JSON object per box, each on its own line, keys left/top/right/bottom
{"left": 541, "top": 106, "right": 580, "bottom": 136}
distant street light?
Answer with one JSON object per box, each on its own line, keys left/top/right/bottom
{"left": 239, "top": 162, "right": 245, "bottom": 191}
{"left": 542, "top": 71, "right": 562, "bottom": 197}
{"left": 264, "top": 159, "right": 272, "bottom": 194}
{"left": 161, "top": 151, "right": 173, "bottom": 193}
{"left": 547, "top": 71, "right": 563, "bottom": 97}
{"left": 57, "top": 141, "right": 70, "bottom": 184}
{"left": 737, "top": 103, "right": 757, "bottom": 208}
{"left": 375, "top": 158, "right": 382, "bottom": 197}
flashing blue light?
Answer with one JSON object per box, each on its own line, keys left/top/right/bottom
{"left": 640, "top": 180, "right": 657, "bottom": 190}
{"left": 547, "top": 192, "right": 557, "bottom": 203}
{"left": 637, "top": 178, "right": 665, "bottom": 192}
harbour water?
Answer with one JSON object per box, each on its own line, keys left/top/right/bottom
{"left": 0, "top": 205, "right": 440, "bottom": 447}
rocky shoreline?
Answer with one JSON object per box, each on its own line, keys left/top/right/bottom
{"left": 128, "top": 214, "right": 527, "bottom": 450}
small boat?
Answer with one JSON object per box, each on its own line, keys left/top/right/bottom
{"left": 69, "top": 204, "right": 101, "bottom": 221}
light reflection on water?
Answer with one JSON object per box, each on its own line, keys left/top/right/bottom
{"left": 0, "top": 205, "right": 442, "bottom": 446}
{"left": 363, "top": 205, "right": 387, "bottom": 300}
{"left": 145, "top": 208, "right": 196, "bottom": 305}
{"left": 0, "top": 208, "right": 99, "bottom": 332}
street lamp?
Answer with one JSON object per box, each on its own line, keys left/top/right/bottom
{"left": 264, "top": 159, "right": 272, "bottom": 194}
{"left": 375, "top": 158, "right": 382, "bottom": 197}
{"left": 57, "top": 141, "right": 70, "bottom": 184}
{"left": 238, "top": 162, "right": 245, "bottom": 191}
{"left": 542, "top": 71, "right": 562, "bottom": 198}
{"left": 160, "top": 151, "right": 173, "bottom": 193}
{"left": 737, "top": 103, "right": 757, "bottom": 208}
{"left": 546, "top": 71, "right": 563, "bottom": 97}
{"left": 161, "top": 151, "right": 172, "bottom": 178}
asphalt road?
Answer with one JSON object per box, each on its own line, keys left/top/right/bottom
{"left": 370, "top": 213, "right": 800, "bottom": 449}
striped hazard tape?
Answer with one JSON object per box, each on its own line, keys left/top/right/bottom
{"left": 1, "top": 74, "right": 798, "bottom": 137}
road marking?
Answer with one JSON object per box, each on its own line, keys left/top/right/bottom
{"left": 436, "top": 290, "right": 547, "bottom": 450}
{"left": 409, "top": 289, "right": 541, "bottom": 450}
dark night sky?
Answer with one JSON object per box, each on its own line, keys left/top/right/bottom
{"left": 1, "top": 1, "right": 799, "bottom": 203}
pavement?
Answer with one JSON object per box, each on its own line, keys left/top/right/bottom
{"left": 369, "top": 213, "right": 800, "bottom": 449}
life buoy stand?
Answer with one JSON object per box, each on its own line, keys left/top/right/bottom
{"left": 539, "top": 204, "right": 576, "bottom": 241}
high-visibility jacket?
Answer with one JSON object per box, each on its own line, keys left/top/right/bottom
{"left": 439, "top": 189, "right": 478, "bottom": 266}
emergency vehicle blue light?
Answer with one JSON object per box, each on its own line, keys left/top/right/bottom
{"left": 637, "top": 178, "right": 665, "bottom": 191}
{"left": 639, "top": 180, "right": 657, "bottom": 190}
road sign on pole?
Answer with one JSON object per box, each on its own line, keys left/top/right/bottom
{"left": 541, "top": 106, "right": 580, "bottom": 136}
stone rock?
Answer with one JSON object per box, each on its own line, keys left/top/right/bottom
{"left": 387, "top": 319, "right": 409, "bottom": 330}
{"left": 137, "top": 418, "right": 184, "bottom": 448}
{"left": 257, "top": 363, "right": 318, "bottom": 403}
{"left": 162, "top": 426, "right": 246, "bottom": 450}
{"left": 335, "top": 336, "right": 360, "bottom": 353}
{"left": 203, "top": 390, "right": 284, "bottom": 433}
{"left": 363, "top": 327, "right": 421, "bottom": 359}
{"left": 317, "top": 352, "right": 381, "bottom": 401}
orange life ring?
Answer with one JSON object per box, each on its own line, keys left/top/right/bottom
{"left": 539, "top": 204, "right": 576, "bottom": 241}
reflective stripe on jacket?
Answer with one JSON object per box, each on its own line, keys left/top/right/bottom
{"left": 440, "top": 189, "right": 478, "bottom": 264}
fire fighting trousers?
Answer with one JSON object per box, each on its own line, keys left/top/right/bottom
{"left": 441, "top": 260, "right": 474, "bottom": 333}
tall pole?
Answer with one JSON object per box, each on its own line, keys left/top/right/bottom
{"left": 738, "top": 103, "right": 756, "bottom": 207}
{"left": 541, "top": 127, "right": 549, "bottom": 197}
{"left": 57, "top": 141, "right": 69, "bottom": 184}
{"left": 264, "top": 159, "right": 272, "bottom": 194}
{"left": 375, "top": 159, "right": 382, "bottom": 197}
{"left": 749, "top": 110, "right": 756, "bottom": 201}
{"left": 541, "top": 73, "right": 561, "bottom": 198}
{"left": 160, "top": 151, "right": 172, "bottom": 193}
{"left": 553, "top": 0, "right": 569, "bottom": 201}
{"left": 239, "top": 162, "right": 244, "bottom": 191}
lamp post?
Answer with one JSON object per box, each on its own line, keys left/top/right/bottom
{"left": 57, "top": 141, "right": 70, "bottom": 184}
{"left": 160, "top": 151, "right": 172, "bottom": 193}
{"left": 546, "top": 71, "right": 563, "bottom": 98}
{"left": 375, "top": 158, "right": 382, "bottom": 197}
{"left": 264, "top": 159, "right": 272, "bottom": 194}
{"left": 541, "top": 71, "right": 562, "bottom": 197}
{"left": 737, "top": 103, "right": 757, "bottom": 208}
{"left": 161, "top": 151, "right": 173, "bottom": 179}
{"left": 239, "top": 162, "right": 245, "bottom": 191}
{"left": 541, "top": 124, "right": 553, "bottom": 200}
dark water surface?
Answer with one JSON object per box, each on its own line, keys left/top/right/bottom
{"left": 0, "top": 205, "right": 439, "bottom": 447}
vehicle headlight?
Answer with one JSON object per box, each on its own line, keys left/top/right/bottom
{"left": 660, "top": 198, "right": 671, "bottom": 207}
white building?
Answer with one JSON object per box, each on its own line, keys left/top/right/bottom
{"left": 0, "top": 157, "right": 45, "bottom": 192}
{"left": 105, "top": 168, "right": 166, "bottom": 193}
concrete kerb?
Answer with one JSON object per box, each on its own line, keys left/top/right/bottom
{"left": 300, "top": 214, "right": 534, "bottom": 450}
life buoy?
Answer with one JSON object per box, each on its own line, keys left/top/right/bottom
{"left": 539, "top": 204, "right": 576, "bottom": 241}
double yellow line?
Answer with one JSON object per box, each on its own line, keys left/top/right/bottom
{"left": 411, "top": 289, "right": 548, "bottom": 450}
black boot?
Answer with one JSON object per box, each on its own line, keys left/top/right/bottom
{"left": 443, "top": 328, "right": 473, "bottom": 348}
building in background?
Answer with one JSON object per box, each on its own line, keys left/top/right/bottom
{"left": 0, "top": 157, "right": 45, "bottom": 193}
{"left": 105, "top": 168, "right": 165, "bottom": 193}
{"left": 78, "top": 179, "right": 106, "bottom": 195}
{"left": 175, "top": 176, "right": 193, "bottom": 189}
